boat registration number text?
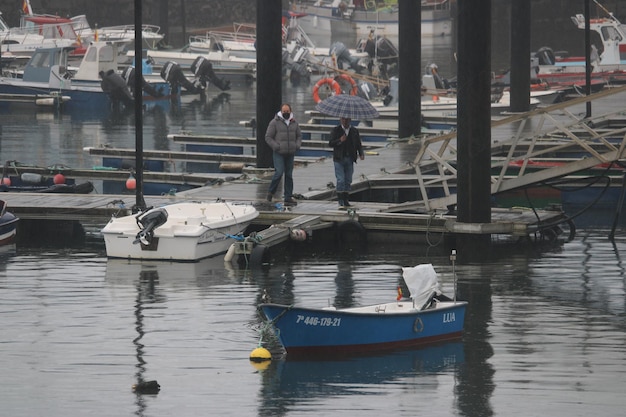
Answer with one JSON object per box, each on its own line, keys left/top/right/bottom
{"left": 295, "top": 315, "right": 341, "bottom": 327}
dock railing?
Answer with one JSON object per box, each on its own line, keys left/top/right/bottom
{"left": 390, "top": 84, "right": 626, "bottom": 213}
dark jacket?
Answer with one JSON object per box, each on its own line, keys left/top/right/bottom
{"left": 329, "top": 124, "right": 363, "bottom": 162}
{"left": 265, "top": 113, "right": 302, "bottom": 156}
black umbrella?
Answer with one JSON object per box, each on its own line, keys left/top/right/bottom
{"left": 315, "top": 94, "right": 380, "bottom": 119}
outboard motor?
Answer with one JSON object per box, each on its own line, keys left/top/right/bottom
{"left": 329, "top": 42, "right": 362, "bottom": 72}
{"left": 99, "top": 69, "right": 134, "bottom": 108}
{"left": 382, "top": 77, "right": 398, "bottom": 106}
{"left": 160, "top": 61, "right": 202, "bottom": 94}
{"left": 289, "top": 62, "right": 311, "bottom": 84}
{"left": 121, "top": 66, "right": 164, "bottom": 99}
{"left": 133, "top": 208, "right": 168, "bottom": 246}
{"left": 356, "top": 80, "right": 377, "bottom": 100}
{"left": 535, "top": 46, "right": 556, "bottom": 66}
{"left": 190, "top": 56, "right": 231, "bottom": 91}
{"left": 362, "top": 35, "right": 399, "bottom": 77}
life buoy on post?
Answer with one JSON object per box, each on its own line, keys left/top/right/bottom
{"left": 312, "top": 77, "right": 342, "bottom": 103}
{"left": 334, "top": 74, "right": 358, "bottom": 95}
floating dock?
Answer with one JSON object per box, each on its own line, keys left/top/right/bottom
{"left": 6, "top": 87, "right": 626, "bottom": 248}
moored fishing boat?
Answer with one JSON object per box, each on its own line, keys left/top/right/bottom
{"left": 0, "top": 160, "right": 94, "bottom": 193}
{"left": 260, "top": 263, "right": 467, "bottom": 356}
{"left": 535, "top": 3, "right": 626, "bottom": 86}
{"left": 0, "top": 41, "right": 174, "bottom": 112}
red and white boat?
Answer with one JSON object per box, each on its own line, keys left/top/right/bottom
{"left": 535, "top": 6, "right": 626, "bottom": 86}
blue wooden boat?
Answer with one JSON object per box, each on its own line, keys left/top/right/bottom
{"left": 0, "top": 200, "right": 19, "bottom": 245}
{"left": 260, "top": 264, "right": 467, "bottom": 356}
{"left": 0, "top": 41, "right": 175, "bottom": 112}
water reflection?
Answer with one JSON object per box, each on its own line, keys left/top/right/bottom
{"left": 456, "top": 263, "right": 495, "bottom": 417}
{"left": 333, "top": 262, "right": 355, "bottom": 308}
{"left": 257, "top": 342, "right": 465, "bottom": 417}
{"left": 105, "top": 257, "right": 243, "bottom": 289}
{"left": 133, "top": 269, "right": 160, "bottom": 416}
{"left": 0, "top": 243, "right": 16, "bottom": 272}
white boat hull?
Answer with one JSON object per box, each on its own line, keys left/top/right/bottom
{"left": 101, "top": 201, "right": 259, "bottom": 261}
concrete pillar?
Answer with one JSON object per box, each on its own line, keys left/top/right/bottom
{"left": 255, "top": 0, "right": 283, "bottom": 168}
{"left": 510, "top": 0, "right": 531, "bottom": 113}
{"left": 456, "top": 0, "right": 492, "bottom": 254}
{"left": 398, "top": 0, "right": 421, "bottom": 139}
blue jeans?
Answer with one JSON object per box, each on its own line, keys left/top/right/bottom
{"left": 268, "top": 152, "right": 295, "bottom": 199}
{"left": 334, "top": 156, "right": 354, "bottom": 192}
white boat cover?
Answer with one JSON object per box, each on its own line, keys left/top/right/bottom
{"left": 402, "top": 264, "right": 441, "bottom": 310}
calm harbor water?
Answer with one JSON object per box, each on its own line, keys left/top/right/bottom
{"left": 1, "top": 231, "right": 625, "bottom": 417}
{"left": 1, "top": 27, "right": 626, "bottom": 417}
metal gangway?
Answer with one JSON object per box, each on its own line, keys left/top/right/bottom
{"left": 388, "top": 85, "right": 626, "bottom": 213}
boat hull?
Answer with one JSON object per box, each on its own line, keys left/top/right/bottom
{"left": 0, "top": 82, "right": 173, "bottom": 113}
{"left": 101, "top": 202, "right": 259, "bottom": 261}
{"left": 0, "top": 211, "right": 19, "bottom": 245}
{"left": 260, "top": 300, "right": 467, "bottom": 356}
{"left": 292, "top": 4, "right": 452, "bottom": 38}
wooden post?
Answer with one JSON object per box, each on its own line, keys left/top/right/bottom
{"left": 134, "top": 0, "right": 146, "bottom": 210}
{"left": 585, "top": 0, "right": 592, "bottom": 118}
{"left": 398, "top": 0, "right": 421, "bottom": 140}
{"left": 510, "top": 0, "right": 531, "bottom": 113}
{"left": 456, "top": 0, "right": 492, "bottom": 256}
{"left": 255, "top": 0, "right": 283, "bottom": 168}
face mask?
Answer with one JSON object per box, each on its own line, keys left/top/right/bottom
{"left": 282, "top": 112, "right": 290, "bottom": 120}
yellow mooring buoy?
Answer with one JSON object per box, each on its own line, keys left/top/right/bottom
{"left": 249, "top": 346, "right": 272, "bottom": 363}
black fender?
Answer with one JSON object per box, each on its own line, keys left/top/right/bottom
{"left": 245, "top": 243, "right": 271, "bottom": 268}
{"left": 336, "top": 219, "right": 367, "bottom": 247}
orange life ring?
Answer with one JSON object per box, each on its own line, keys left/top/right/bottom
{"left": 334, "top": 74, "right": 358, "bottom": 95}
{"left": 312, "top": 77, "right": 342, "bottom": 103}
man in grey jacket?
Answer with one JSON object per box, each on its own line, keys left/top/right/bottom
{"left": 265, "top": 103, "right": 302, "bottom": 206}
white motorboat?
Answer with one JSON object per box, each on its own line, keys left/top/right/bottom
{"left": 125, "top": 49, "right": 256, "bottom": 81}
{"left": 101, "top": 201, "right": 259, "bottom": 261}
{"left": 290, "top": 0, "right": 452, "bottom": 39}
{"left": 0, "top": 11, "right": 79, "bottom": 57}
{"left": 535, "top": 6, "right": 626, "bottom": 85}
{"left": 187, "top": 22, "right": 258, "bottom": 59}
{"left": 70, "top": 15, "right": 165, "bottom": 50}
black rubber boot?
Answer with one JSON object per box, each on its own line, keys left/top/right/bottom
{"left": 343, "top": 192, "right": 351, "bottom": 207}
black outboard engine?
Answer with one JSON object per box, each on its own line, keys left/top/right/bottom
{"left": 134, "top": 208, "right": 168, "bottom": 246}
{"left": 329, "top": 42, "right": 362, "bottom": 72}
{"left": 362, "top": 35, "right": 399, "bottom": 77}
{"left": 356, "top": 80, "right": 377, "bottom": 100}
{"left": 535, "top": 46, "right": 556, "bottom": 66}
{"left": 160, "top": 61, "right": 203, "bottom": 94}
{"left": 121, "top": 66, "right": 164, "bottom": 98}
{"left": 99, "top": 69, "right": 134, "bottom": 107}
{"left": 190, "top": 56, "right": 231, "bottom": 91}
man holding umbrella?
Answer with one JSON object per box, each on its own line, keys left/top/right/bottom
{"left": 317, "top": 94, "right": 379, "bottom": 208}
{"left": 329, "top": 117, "right": 364, "bottom": 208}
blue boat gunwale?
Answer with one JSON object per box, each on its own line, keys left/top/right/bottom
{"left": 260, "top": 298, "right": 468, "bottom": 355}
{"left": 260, "top": 300, "right": 467, "bottom": 317}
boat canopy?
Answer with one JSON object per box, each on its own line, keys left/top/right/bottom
{"left": 402, "top": 264, "right": 441, "bottom": 309}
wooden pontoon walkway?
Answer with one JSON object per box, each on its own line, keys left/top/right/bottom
{"left": 7, "top": 86, "right": 626, "bottom": 246}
